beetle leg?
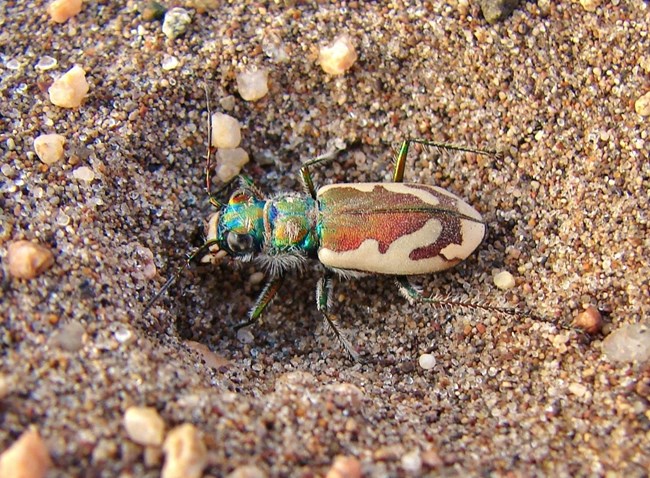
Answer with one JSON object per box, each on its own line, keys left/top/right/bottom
{"left": 299, "top": 149, "right": 343, "bottom": 199}
{"left": 392, "top": 139, "right": 498, "bottom": 183}
{"left": 316, "top": 273, "right": 360, "bottom": 361}
{"left": 235, "top": 275, "right": 284, "bottom": 330}
{"left": 395, "top": 276, "right": 522, "bottom": 317}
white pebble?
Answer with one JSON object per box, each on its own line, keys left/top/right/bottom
{"left": 319, "top": 35, "right": 357, "bottom": 75}
{"left": 48, "top": 65, "right": 89, "bottom": 108}
{"left": 161, "top": 55, "right": 179, "bottom": 71}
{"left": 123, "top": 406, "right": 165, "bottom": 446}
{"left": 73, "top": 166, "right": 95, "bottom": 182}
{"left": 162, "top": 8, "right": 191, "bottom": 40}
{"left": 0, "top": 427, "right": 51, "bottom": 478}
{"left": 162, "top": 424, "right": 207, "bottom": 478}
{"left": 602, "top": 323, "right": 650, "bottom": 363}
{"left": 236, "top": 69, "right": 269, "bottom": 102}
{"left": 7, "top": 240, "right": 55, "bottom": 280}
{"left": 635, "top": 91, "right": 650, "bottom": 116}
{"left": 401, "top": 449, "right": 422, "bottom": 473}
{"left": 493, "top": 270, "right": 516, "bottom": 290}
{"left": 211, "top": 113, "right": 241, "bottom": 149}
{"left": 418, "top": 353, "right": 436, "bottom": 370}
{"left": 36, "top": 56, "right": 58, "bottom": 70}
{"left": 34, "top": 133, "right": 65, "bottom": 165}
{"left": 217, "top": 148, "right": 249, "bottom": 182}
{"left": 47, "top": 0, "right": 82, "bottom": 23}
{"left": 236, "top": 327, "right": 254, "bottom": 344}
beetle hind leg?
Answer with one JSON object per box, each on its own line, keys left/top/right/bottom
{"left": 235, "top": 276, "right": 284, "bottom": 330}
{"left": 317, "top": 274, "right": 360, "bottom": 362}
{"left": 395, "top": 276, "right": 522, "bottom": 317}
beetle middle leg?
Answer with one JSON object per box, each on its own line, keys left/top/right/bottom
{"left": 235, "top": 276, "right": 284, "bottom": 330}
{"left": 316, "top": 271, "right": 360, "bottom": 361}
{"left": 392, "top": 139, "right": 498, "bottom": 183}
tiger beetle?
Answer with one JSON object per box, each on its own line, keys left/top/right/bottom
{"left": 145, "top": 102, "right": 520, "bottom": 360}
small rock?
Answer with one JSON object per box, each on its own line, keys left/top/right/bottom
{"left": 48, "top": 65, "right": 89, "bottom": 108}
{"left": 47, "top": 0, "right": 82, "bottom": 23}
{"left": 73, "top": 166, "right": 95, "bottom": 182}
{"left": 51, "top": 320, "right": 85, "bottom": 351}
{"left": 236, "top": 69, "right": 269, "bottom": 102}
{"left": 35, "top": 56, "right": 58, "bottom": 71}
{"left": 123, "top": 406, "right": 165, "bottom": 446}
{"left": 140, "top": 1, "right": 166, "bottom": 21}
{"left": 493, "top": 270, "right": 515, "bottom": 290}
{"left": 478, "top": 0, "right": 520, "bottom": 23}
{"left": 0, "top": 374, "right": 11, "bottom": 399}
{"left": 0, "top": 427, "right": 52, "bottom": 478}
{"left": 573, "top": 305, "right": 603, "bottom": 334}
{"left": 217, "top": 148, "right": 249, "bottom": 182}
{"left": 211, "top": 113, "right": 241, "bottom": 149}
{"left": 161, "top": 55, "right": 179, "bottom": 71}
{"left": 319, "top": 35, "right": 357, "bottom": 75}
{"left": 635, "top": 91, "right": 650, "bottom": 116}
{"left": 162, "top": 424, "right": 207, "bottom": 478}
{"left": 418, "top": 353, "right": 436, "bottom": 370}
{"left": 325, "top": 455, "right": 362, "bottom": 478}
{"left": 401, "top": 449, "right": 422, "bottom": 473}
{"left": 568, "top": 382, "right": 590, "bottom": 398}
{"left": 34, "top": 134, "right": 65, "bottom": 165}
{"left": 579, "top": 0, "right": 601, "bottom": 12}
{"left": 602, "top": 323, "right": 650, "bottom": 363}
{"left": 162, "top": 8, "right": 191, "bottom": 40}
{"left": 7, "top": 240, "right": 54, "bottom": 279}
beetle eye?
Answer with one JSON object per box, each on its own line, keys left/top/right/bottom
{"left": 226, "top": 232, "right": 254, "bottom": 253}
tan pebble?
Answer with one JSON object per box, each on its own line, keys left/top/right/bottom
{"left": 7, "top": 240, "right": 54, "bottom": 279}
{"left": 319, "top": 35, "right": 357, "bottom": 75}
{"left": 325, "top": 455, "right": 362, "bottom": 478}
{"left": 573, "top": 305, "right": 602, "bottom": 334}
{"left": 73, "top": 166, "right": 95, "bottom": 182}
{"left": 33, "top": 134, "right": 65, "bottom": 165}
{"left": 0, "top": 374, "right": 10, "bottom": 399}
{"left": 0, "top": 427, "right": 52, "bottom": 478}
{"left": 217, "top": 148, "right": 249, "bottom": 182}
{"left": 493, "top": 270, "right": 516, "bottom": 290}
{"left": 227, "top": 464, "right": 266, "bottom": 478}
{"left": 421, "top": 448, "right": 443, "bottom": 468}
{"left": 123, "top": 406, "right": 165, "bottom": 446}
{"left": 162, "top": 424, "right": 207, "bottom": 478}
{"left": 579, "top": 0, "right": 600, "bottom": 12}
{"left": 236, "top": 69, "right": 269, "bottom": 102}
{"left": 184, "top": 341, "right": 231, "bottom": 369}
{"left": 635, "top": 91, "right": 650, "bottom": 116}
{"left": 211, "top": 113, "right": 241, "bottom": 149}
{"left": 47, "top": 0, "right": 82, "bottom": 23}
{"left": 48, "top": 65, "right": 89, "bottom": 108}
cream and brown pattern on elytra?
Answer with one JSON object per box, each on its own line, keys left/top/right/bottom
{"left": 317, "top": 183, "right": 485, "bottom": 275}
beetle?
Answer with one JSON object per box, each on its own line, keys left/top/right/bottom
{"left": 146, "top": 127, "right": 517, "bottom": 360}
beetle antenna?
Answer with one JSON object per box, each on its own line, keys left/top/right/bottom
{"left": 204, "top": 83, "right": 223, "bottom": 208}
{"left": 143, "top": 239, "right": 220, "bottom": 316}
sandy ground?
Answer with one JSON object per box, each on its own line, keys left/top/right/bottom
{"left": 1, "top": 1, "right": 649, "bottom": 476}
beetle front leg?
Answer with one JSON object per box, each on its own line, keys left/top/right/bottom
{"left": 395, "top": 276, "right": 522, "bottom": 317}
{"left": 316, "top": 273, "right": 360, "bottom": 361}
{"left": 299, "top": 149, "right": 343, "bottom": 199}
{"left": 235, "top": 275, "right": 284, "bottom": 330}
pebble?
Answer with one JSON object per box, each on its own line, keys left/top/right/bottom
{"left": 602, "top": 323, "right": 650, "bottom": 363}
{"left": 33, "top": 133, "right": 66, "bottom": 165}
{"left": 48, "top": 65, "right": 89, "bottom": 108}
{"left": 73, "top": 165, "right": 95, "bottom": 182}
{"left": 123, "top": 406, "right": 165, "bottom": 446}
{"left": 0, "top": 427, "right": 52, "bottom": 478}
{"left": 493, "top": 270, "right": 516, "bottom": 290}
{"left": 478, "top": 0, "right": 520, "bottom": 23}
{"left": 325, "top": 455, "right": 362, "bottom": 478}
{"left": 634, "top": 91, "right": 650, "bottom": 116}
{"left": 418, "top": 353, "right": 436, "bottom": 370}
{"left": 7, "top": 240, "right": 55, "bottom": 279}
{"left": 162, "top": 8, "right": 191, "bottom": 40}
{"left": 162, "top": 424, "right": 207, "bottom": 478}
{"left": 573, "top": 305, "right": 603, "bottom": 334}
{"left": 47, "top": 0, "right": 82, "bottom": 23}
{"left": 579, "top": 0, "right": 601, "bottom": 12}
{"left": 319, "top": 35, "right": 357, "bottom": 76}
{"left": 0, "top": 374, "right": 9, "bottom": 399}
{"left": 161, "top": 55, "right": 179, "bottom": 71}
{"left": 401, "top": 449, "right": 422, "bottom": 473}
{"left": 236, "top": 69, "right": 269, "bottom": 102}
{"left": 51, "top": 320, "right": 85, "bottom": 351}
{"left": 217, "top": 148, "right": 249, "bottom": 182}
{"left": 35, "top": 56, "right": 58, "bottom": 70}
{"left": 211, "top": 113, "right": 241, "bottom": 149}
